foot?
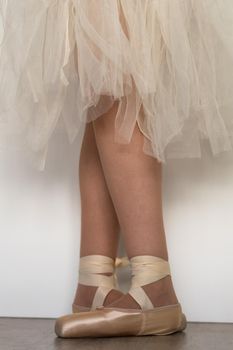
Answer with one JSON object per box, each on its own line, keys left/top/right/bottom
{"left": 104, "top": 275, "right": 179, "bottom": 309}
{"left": 72, "top": 272, "right": 124, "bottom": 308}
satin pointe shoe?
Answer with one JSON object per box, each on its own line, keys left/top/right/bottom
{"left": 55, "top": 255, "right": 187, "bottom": 337}
{"left": 72, "top": 254, "right": 130, "bottom": 312}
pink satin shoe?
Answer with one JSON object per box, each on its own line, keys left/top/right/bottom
{"left": 72, "top": 254, "right": 129, "bottom": 312}
{"left": 55, "top": 255, "right": 187, "bottom": 337}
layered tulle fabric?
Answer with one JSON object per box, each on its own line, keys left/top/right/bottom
{"left": 1, "top": 0, "right": 233, "bottom": 170}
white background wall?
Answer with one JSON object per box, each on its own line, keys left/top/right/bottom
{"left": 0, "top": 127, "right": 233, "bottom": 323}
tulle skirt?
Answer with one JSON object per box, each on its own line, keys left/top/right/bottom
{"left": 1, "top": 0, "right": 233, "bottom": 171}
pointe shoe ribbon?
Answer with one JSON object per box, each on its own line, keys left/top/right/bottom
{"left": 114, "top": 256, "right": 130, "bottom": 268}
{"left": 73, "top": 255, "right": 129, "bottom": 312}
{"left": 128, "top": 255, "right": 171, "bottom": 310}
{"left": 72, "top": 255, "right": 118, "bottom": 312}
{"left": 57, "top": 255, "right": 187, "bottom": 337}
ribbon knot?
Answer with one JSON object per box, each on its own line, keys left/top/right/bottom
{"left": 114, "top": 256, "right": 130, "bottom": 268}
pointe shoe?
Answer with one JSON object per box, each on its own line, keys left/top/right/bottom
{"left": 55, "top": 255, "right": 187, "bottom": 337}
{"left": 72, "top": 254, "right": 129, "bottom": 312}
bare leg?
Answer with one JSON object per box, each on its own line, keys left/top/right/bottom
{"left": 92, "top": 101, "right": 179, "bottom": 309}
{"left": 72, "top": 122, "right": 124, "bottom": 308}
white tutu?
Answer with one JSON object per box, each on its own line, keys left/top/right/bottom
{"left": 1, "top": 0, "right": 233, "bottom": 170}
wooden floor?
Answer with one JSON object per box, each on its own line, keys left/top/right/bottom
{"left": 1, "top": 317, "right": 233, "bottom": 350}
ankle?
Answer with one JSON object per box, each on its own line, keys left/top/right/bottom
{"left": 73, "top": 272, "right": 124, "bottom": 308}
{"left": 142, "top": 275, "right": 179, "bottom": 306}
